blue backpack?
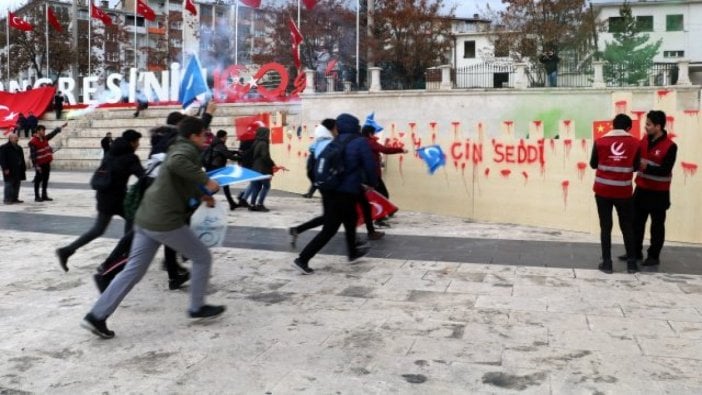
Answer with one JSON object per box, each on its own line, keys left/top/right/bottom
{"left": 313, "top": 134, "right": 357, "bottom": 191}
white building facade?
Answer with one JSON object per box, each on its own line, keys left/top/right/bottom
{"left": 594, "top": 0, "right": 702, "bottom": 84}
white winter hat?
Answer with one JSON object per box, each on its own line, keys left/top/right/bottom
{"left": 314, "top": 124, "right": 333, "bottom": 140}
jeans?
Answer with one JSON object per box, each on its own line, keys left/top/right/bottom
{"left": 239, "top": 183, "right": 254, "bottom": 202}
{"left": 33, "top": 164, "right": 51, "bottom": 199}
{"left": 63, "top": 212, "right": 131, "bottom": 254}
{"left": 90, "top": 225, "right": 212, "bottom": 319}
{"left": 3, "top": 179, "right": 20, "bottom": 202}
{"left": 633, "top": 204, "right": 667, "bottom": 260}
{"left": 547, "top": 71, "right": 558, "bottom": 87}
{"left": 298, "top": 191, "right": 359, "bottom": 265}
{"left": 595, "top": 195, "right": 635, "bottom": 263}
{"left": 250, "top": 179, "right": 271, "bottom": 206}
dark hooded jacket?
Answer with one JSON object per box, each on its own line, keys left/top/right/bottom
{"left": 335, "top": 114, "right": 378, "bottom": 194}
{"left": 0, "top": 140, "right": 26, "bottom": 182}
{"left": 204, "top": 137, "right": 239, "bottom": 171}
{"left": 97, "top": 137, "right": 145, "bottom": 216}
{"left": 149, "top": 125, "right": 179, "bottom": 156}
{"left": 251, "top": 127, "right": 275, "bottom": 175}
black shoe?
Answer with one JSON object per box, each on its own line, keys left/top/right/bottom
{"left": 627, "top": 261, "right": 639, "bottom": 274}
{"left": 189, "top": 304, "right": 226, "bottom": 319}
{"left": 238, "top": 198, "right": 250, "bottom": 208}
{"left": 80, "top": 313, "right": 115, "bottom": 339}
{"left": 375, "top": 220, "right": 391, "bottom": 228}
{"left": 13, "top": 199, "right": 23, "bottom": 204}
{"left": 35, "top": 197, "right": 43, "bottom": 202}
{"left": 598, "top": 261, "right": 613, "bottom": 274}
{"left": 229, "top": 203, "right": 238, "bottom": 211}
{"left": 93, "top": 273, "right": 110, "bottom": 293}
{"left": 56, "top": 248, "right": 73, "bottom": 272}
{"left": 289, "top": 227, "right": 299, "bottom": 247}
{"left": 3, "top": 200, "right": 13, "bottom": 205}
{"left": 368, "top": 231, "right": 385, "bottom": 241}
{"left": 42, "top": 197, "right": 53, "bottom": 202}
{"left": 618, "top": 254, "right": 642, "bottom": 262}
{"left": 256, "top": 205, "right": 270, "bottom": 212}
{"left": 169, "top": 271, "right": 190, "bottom": 290}
{"left": 302, "top": 193, "right": 313, "bottom": 198}
{"left": 291, "top": 258, "right": 314, "bottom": 275}
{"left": 642, "top": 257, "right": 660, "bottom": 266}
{"left": 349, "top": 243, "right": 370, "bottom": 262}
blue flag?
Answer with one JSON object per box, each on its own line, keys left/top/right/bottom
{"left": 207, "top": 165, "right": 271, "bottom": 187}
{"left": 417, "top": 145, "right": 446, "bottom": 175}
{"left": 364, "top": 112, "right": 384, "bottom": 133}
{"left": 179, "top": 55, "right": 209, "bottom": 109}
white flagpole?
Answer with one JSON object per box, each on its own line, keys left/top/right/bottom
{"left": 45, "top": 1, "right": 50, "bottom": 78}
{"left": 134, "top": 0, "right": 138, "bottom": 70}
{"left": 6, "top": 11, "right": 9, "bottom": 84}
{"left": 88, "top": 3, "right": 92, "bottom": 76}
{"left": 166, "top": 0, "right": 170, "bottom": 65}
{"left": 234, "top": 0, "right": 238, "bottom": 65}
{"left": 356, "top": 0, "right": 359, "bottom": 86}
{"left": 297, "top": 0, "right": 300, "bottom": 28}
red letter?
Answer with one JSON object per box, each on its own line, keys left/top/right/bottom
{"left": 493, "top": 143, "right": 504, "bottom": 163}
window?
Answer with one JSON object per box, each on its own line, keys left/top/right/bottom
{"left": 663, "top": 50, "right": 684, "bottom": 58}
{"left": 463, "top": 41, "right": 476, "bottom": 58}
{"left": 106, "top": 52, "right": 120, "bottom": 63}
{"left": 666, "top": 14, "right": 683, "bottom": 31}
{"left": 608, "top": 17, "right": 625, "bottom": 33}
{"left": 494, "top": 38, "right": 509, "bottom": 57}
{"left": 636, "top": 16, "right": 653, "bottom": 32}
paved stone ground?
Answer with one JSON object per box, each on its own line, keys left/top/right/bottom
{"left": 1, "top": 172, "right": 702, "bottom": 394}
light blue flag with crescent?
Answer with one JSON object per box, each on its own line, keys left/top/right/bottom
{"left": 364, "top": 112, "right": 384, "bottom": 133}
{"left": 179, "top": 55, "right": 209, "bottom": 109}
{"left": 417, "top": 145, "right": 447, "bottom": 175}
{"left": 207, "top": 165, "right": 272, "bottom": 187}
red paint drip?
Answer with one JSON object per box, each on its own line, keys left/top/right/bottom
{"left": 577, "top": 162, "right": 587, "bottom": 180}
{"left": 563, "top": 120, "right": 572, "bottom": 127}
{"left": 431, "top": 133, "right": 437, "bottom": 145}
{"left": 533, "top": 120, "right": 542, "bottom": 128}
{"left": 430, "top": 121, "right": 437, "bottom": 130}
{"left": 453, "top": 160, "right": 459, "bottom": 170}
{"left": 398, "top": 132, "right": 406, "bottom": 138}
{"left": 399, "top": 155, "right": 405, "bottom": 180}
{"left": 683, "top": 109, "right": 700, "bottom": 116}
{"left": 303, "top": 151, "right": 308, "bottom": 158}
{"left": 581, "top": 139, "right": 587, "bottom": 152}
{"left": 632, "top": 110, "right": 646, "bottom": 120}
{"left": 500, "top": 169, "right": 511, "bottom": 178}
{"left": 297, "top": 150, "right": 301, "bottom": 157}
{"left": 682, "top": 162, "right": 698, "bottom": 177}
{"left": 657, "top": 89, "right": 671, "bottom": 98}
{"left": 561, "top": 180, "right": 570, "bottom": 207}
{"left": 484, "top": 167, "right": 490, "bottom": 178}
{"left": 549, "top": 139, "right": 556, "bottom": 152}
{"left": 521, "top": 171, "right": 529, "bottom": 184}
{"left": 615, "top": 100, "right": 627, "bottom": 114}
{"left": 563, "top": 139, "right": 573, "bottom": 157}
{"left": 287, "top": 143, "right": 291, "bottom": 154}
{"left": 391, "top": 123, "right": 396, "bottom": 134}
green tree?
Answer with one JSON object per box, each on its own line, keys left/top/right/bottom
{"left": 602, "top": 1, "right": 661, "bottom": 86}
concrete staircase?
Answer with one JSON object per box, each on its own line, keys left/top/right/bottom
{"left": 29, "top": 102, "right": 298, "bottom": 170}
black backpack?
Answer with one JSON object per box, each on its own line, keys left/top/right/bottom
{"left": 313, "top": 134, "right": 357, "bottom": 191}
{"left": 201, "top": 144, "right": 216, "bottom": 170}
{"left": 90, "top": 156, "right": 113, "bottom": 191}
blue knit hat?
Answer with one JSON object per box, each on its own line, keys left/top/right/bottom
{"left": 335, "top": 113, "right": 361, "bottom": 135}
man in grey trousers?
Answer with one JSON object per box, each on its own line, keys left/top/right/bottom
{"left": 81, "top": 116, "right": 225, "bottom": 339}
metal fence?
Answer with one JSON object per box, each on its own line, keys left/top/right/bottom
{"left": 527, "top": 59, "right": 594, "bottom": 88}
{"left": 455, "top": 63, "right": 515, "bottom": 89}
{"left": 605, "top": 62, "right": 678, "bottom": 87}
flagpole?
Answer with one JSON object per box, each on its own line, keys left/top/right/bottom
{"left": 297, "top": 0, "right": 300, "bottom": 28}
{"left": 355, "top": 0, "right": 359, "bottom": 86}
{"left": 234, "top": 0, "right": 238, "bottom": 65}
{"left": 134, "top": 0, "right": 138, "bottom": 70}
{"left": 166, "top": 0, "right": 170, "bottom": 65}
{"left": 6, "top": 12, "right": 10, "bottom": 85}
{"left": 88, "top": 3, "right": 92, "bottom": 76}
{"left": 45, "top": 2, "right": 50, "bottom": 78}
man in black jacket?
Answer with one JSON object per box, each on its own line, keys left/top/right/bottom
{"left": 204, "top": 130, "right": 240, "bottom": 210}
{"left": 101, "top": 132, "right": 113, "bottom": 154}
{"left": 56, "top": 130, "right": 145, "bottom": 272}
{"left": 0, "top": 133, "right": 27, "bottom": 204}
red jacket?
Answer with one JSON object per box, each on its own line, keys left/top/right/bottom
{"left": 635, "top": 134, "right": 675, "bottom": 191}
{"left": 591, "top": 129, "right": 640, "bottom": 199}
{"left": 29, "top": 127, "right": 61, "bottom": 167}
{"left": 366, "top": 136, "right": 404, "bottom": 176}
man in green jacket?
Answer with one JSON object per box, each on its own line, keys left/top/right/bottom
{"left": 81, "top": 116, "right": 224, "bottom": 339}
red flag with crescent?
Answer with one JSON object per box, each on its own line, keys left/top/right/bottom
{"left": 137, "top": 0, "right": 156, "bottom": 21}
{"left": 356, "top": 190, "right": 399, "bottom": 226}
{"left": 239, "top": 0, "right": 262, "bottom": 8}
{"left": 0, "top": 87, "right": 57, "bottom": 131}
{"left": 289, "top": 17, "right": 304, "bottom": 70}
{"left": 47, "top": 7, "right": 63, "bottom": 32}
{"left": 8, "top": 12, "right": 33, "bottom": 32}
{"left": 90, "top": 2, "right": 113, "bottom": 26}
{"left": 184, "top": 0, "right": 197, "bottom": 16}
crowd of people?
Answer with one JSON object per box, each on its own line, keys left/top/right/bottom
{"left": 0, "top": 103, "right": 679, "bottom": 339}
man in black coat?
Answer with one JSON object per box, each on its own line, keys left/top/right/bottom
{"left": 203, "top": 130, "right": 240, "bottom": 210}
{"left": 101, "top": 132, "right": 113, "bottom": 154}
{"left": 26, "top": 112, "right": 38, "bottom": 137}
{"left": 56, "top": 130, "right": 145, "bottom": 272}
{"left": 16, "top": 113, "right": 27, "bottom": 138}
{"left": 54, "top": 91, "right": 65, "bottom": 120}
{"left": 0, "top": 133, "right": 27, "bottom": 204}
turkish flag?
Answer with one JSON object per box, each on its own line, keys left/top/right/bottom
{"left": 47, "top": 7, "right": 63, "bottom": 32}
{"left": 356, "top": 190, "right": 399, "bottom": 226}
{"left": 234, "top": 114, "right": 269, "bottom": 141}
{"left": 8, "top": 12, "right": 33, "bottom": 32}
{"left": 593, "top": 119, "right": 640, "bottom": 140}
{"left": 137, "top": 0, "right": 156, "bottom": 21}
{"left": 0, "top": 87, "right": 57, "bottom": 131}
{"left": 184, "top": 0, "right": 197, "bottom": 16}
{"left": 303, "top": 0, "right": 318, "bottom": 9}
{"left": 90, "top": 2, "right": 113, "bottom": 26}
{"left": 239, "top": 0, "right": 261, "bottom": 8}
{"left": 289, "top": 17, "right": 304, "bottom": 69}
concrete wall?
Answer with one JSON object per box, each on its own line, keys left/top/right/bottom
{"left": 270, "top": 87, "right": 702, "bottom": 244}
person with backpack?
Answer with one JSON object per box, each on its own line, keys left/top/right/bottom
{"left": 248, "top": 127, "right": 276, "bottom": 212}
{"left": 203, "top": 130, "right": 240, "bottom": 211}
{"left": 56, "top": 130, "right": 144, "bottom": 272}
{"left": 292, "top": 113, "right": 377, "bottom": 274}
{"left": 81, "top": 116, "right": 225, "bottom": 339}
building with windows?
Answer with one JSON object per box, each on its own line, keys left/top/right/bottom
{"left": 594, "top": 0, "right": 702, "bottom": 84}
{"left": 450, "top": 15, "right": 496, "bottom": 69}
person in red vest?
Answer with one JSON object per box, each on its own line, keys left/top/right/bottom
{"left": 28, "top": 123, "right": 66, "bottom": 202}
{"left": 619, "top": 110, "right": 678, "bottom": 267}
{"left": 590, "top": 114, "right": 640, "bottom": 274}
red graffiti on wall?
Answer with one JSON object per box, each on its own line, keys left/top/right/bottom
{"left": 683, "top": 109, "right": 700, "bottom": 116}
{"left": 533, "top": 120, "right": 542, "bottom": 131}
{"left": 452, "top": 122, "right": 461, "bottom": 139}
{"left": 500, "top": 169, "right": 511, "bottom": 178}
{"left": 657, "top": 89, "right": 671, "bottom": 98}
{"left": 577, "top": 162, "right": 587, "bottom": 180}
{"left": 493, "top": 139, "right": 545, "bottom": 167}
{"left": 681, "top": 162, "right": 698, "bottom": 183}
{"left": 581, "top": 138, "right": 588, "bottom": 153}
{"left": 561, "top": 180, "right": 570, "bottom": 207}
{"left": 521, "top": 171, "right": 529, "bottom": 184}
{"left": 563, "top": 139, "right": 573, "bottom": 157}
{"left": 477, "top": 122, "right": 485, "bottom": 140}
{"left": 615, "top": 100, "right": 628, "bottom": 114}
{"left": 429, "top": 121, "right": 438, "bottom": 130}
{"left": 563, "top": 120, "right": 572, "bottom": 136}
{"left": 504, "top": 121, "right": 514, "bottom": 136}
{"left": 432, "top": 133, "right": 437, "bottom": 145}
{"left": 399, "top": 155, "right": 405, "bottom": 180}
{"left": 549, "top": 138, "right": 556, "bottom": 153}
{"left": 390, "top": 122, "right": 396, "bottom": 135}
{"left": 484, "top": 167, "right": 490, "bottom": 178}
{"left": 450, "top": 140, "right": 483, "bottom": 165}
{"left": 287, "top": 143, "right": 292, "bottom": 156}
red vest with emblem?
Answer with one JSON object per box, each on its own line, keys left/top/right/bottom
{"left": 593, "top": 131, "right": 639, "bottom": 199}
{"left": 635, "top": 135, "right": 674, "bottom": 191}
{"left": 29, "top": 136, "right": 53, "bottom": 166}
